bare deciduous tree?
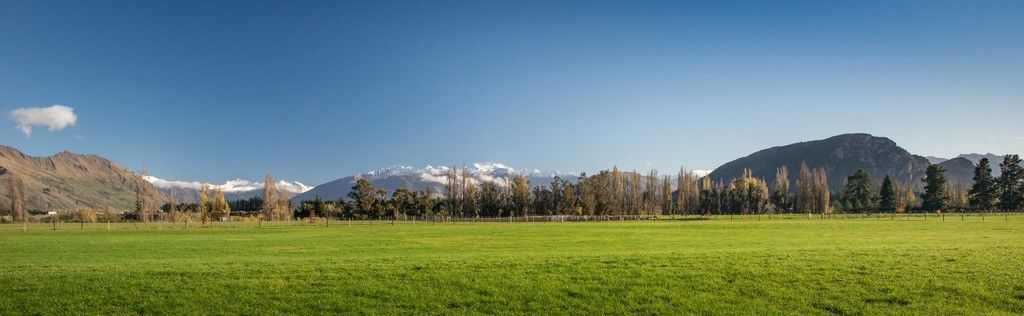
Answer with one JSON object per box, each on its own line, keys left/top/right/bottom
{"left": 677, "top": 168, "right": 700, "bottom": 217}
{"left": 136, "top": 165, "right": 155, "bottom": 223}
{"left": 796, "top": 162, "right": 815, "bottom": 214}
{"left": 6, "top": 170, "right": 27, "bottom": 222}
{"left": 629, "top": 171, "right": 642, "bottom": 215}
{"left": 262, "top": 172, "right": 277, "bottom": 220}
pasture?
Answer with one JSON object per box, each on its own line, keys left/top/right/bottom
{"left": 1, "top": 215, "right": 1022, "bottom": 314}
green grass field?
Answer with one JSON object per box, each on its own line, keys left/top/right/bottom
{"left": 2, "top": 215, "right": 1023, "bottom": 315}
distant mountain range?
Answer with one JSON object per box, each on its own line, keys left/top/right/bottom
{"left": 924, "top": 156, "right": 948, "bottom": 164}
{"left": 936, "top": 157, "right": 975, "bottom": 186}
{"left": 144, "top": 176, "right": 313, "bottom": 202}
{"left": 930, "top": 153, "right": 1008, "bottom": 176}
{"left": 2, "top": 135, "right": 1016, "bottom": 212}
{"left": 708, "top": 134, "right": 1015, "bottom": 190}
{"left": 0, "top": 145, "right": 165, "bottom": 211}
{"left": 291, "top": 163, "right": 576, "bottom": 202}
{"left": 709, "top": 134, "right": 932, "bottom": 190}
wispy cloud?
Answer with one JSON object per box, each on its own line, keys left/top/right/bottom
{"left": 144, "top": 176, "right": 204, "bottom": 191}
{"left": 9, "top": 105, "right": 77, "bottom": 137}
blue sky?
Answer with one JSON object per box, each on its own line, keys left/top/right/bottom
{"left": 1, "top": 0, "right": 1022, "bottom": 185}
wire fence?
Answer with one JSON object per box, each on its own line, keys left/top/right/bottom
{"left": 0, "top": 211, "right": 1021, "bottom": 232}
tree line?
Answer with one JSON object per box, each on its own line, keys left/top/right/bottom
{"left": 208, "top": 155, "right": 1024, "bottom": 220}
{"left": 831, "top": 154, "right": 1024, "bottom": 214}
{"left": 5, "top": 155, "right": 1024, "bottom": 223}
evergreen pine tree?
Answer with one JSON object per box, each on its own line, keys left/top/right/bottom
{"left": 480, "top": 181, "right": 501, "bottom": 217}
{"left": 968, "top": 158, "right": 998, "bottom": 211}
{"left": 998, "top": 154, "right": 1023, "bottom": 211}
{"left": 921, "top": 165, "right": 949, "bottom": 212}
{"left": 879, "top": 175, "right": 897, "bottom": 212}
{"left": 840, "top": 169, "right": 876, "bottom": 213}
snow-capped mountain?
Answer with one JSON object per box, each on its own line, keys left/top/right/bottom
{"left": 144, "top": 176, "right": 313, "bottom": 202}
{"left": 291, "top": 162, "right": 578, "bottom": 202}
{"left": 359, "top": 163, "right": 570, "bottom": 180}
{"left": 360, "top": 165, "right": 417, "bottom": 179}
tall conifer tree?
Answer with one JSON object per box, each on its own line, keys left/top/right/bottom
{"left": 841, "top": 169, "right": 876, "bottom": 213}
{"left": 879, "top": 175, "right": 897, "bottom": 212}
{"left": 921, "top": 165, "right": 949, "bottom": 212}
{"left": 998, "top": 154, "right": 1023, "bottom": 211}
{"left": 968, "top": 158, "right": 998, "bottom": 211}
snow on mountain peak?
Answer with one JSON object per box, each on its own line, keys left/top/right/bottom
{"left": 275, "top": 180, "right": 314, "bottom": 193}
{"left": 361, "top": 162, "right": 570, "bottom": 179}
{"left": 361, "top": 162, "right": 575, "bottom": 187}
{"left": 360, "top": 165, "right": 416, "bottom": 179}
{"left": 469, "top": 162, "right": 513, "bottom": 174}
{"left": 144, "top": 176, "right": 313, "bottom": 194}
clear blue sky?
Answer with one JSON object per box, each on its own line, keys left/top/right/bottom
{"left": 1, "top": 0, "right": 1022, "bottom": 185}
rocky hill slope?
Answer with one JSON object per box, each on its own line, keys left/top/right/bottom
{"left": 0, "top": 145, "right": 166, "bottom": 212}
{"left": 708, "top": 134, "right": 934, "bottom": 190}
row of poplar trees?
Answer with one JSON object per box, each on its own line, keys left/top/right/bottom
{"left": 300, "top": 164, "right": 837, "bottom": 220}
{"left": 136, "top": 154, "right": 1024, "bottom": 222}
{"left": 134, "top": 165, "right": 232, "bottom": 225}
{"left": 339, "top": 155, "right": 1024, "bottom": 219}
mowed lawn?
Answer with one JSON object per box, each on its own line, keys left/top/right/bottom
{"left": 1, "top": 216, "right": 1023, "bottom": 315}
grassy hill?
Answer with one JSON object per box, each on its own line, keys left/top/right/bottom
{"left": 1, "top": 216, "right": 1022, "bottom": 314}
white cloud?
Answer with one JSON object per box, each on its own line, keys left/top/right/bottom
{"left": 218, "top": 179, "right": 263, "bottom": 193}
{"left": 9, "top": 105, "right": 77, "bottom": 137}
{"left": 418, "top": 166, "right": 453, "bottom": 185}
{"left": 691, "top": 169, "right": 712, "bottom": 177}
{"left": 416, "top": 164, "right": 533, "bottom": 187}
{"left": 276, "top": 180, "right": 313, "bottom": 193}
{"left": 143, "top": 176, "right": 204, "bottom": 191}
